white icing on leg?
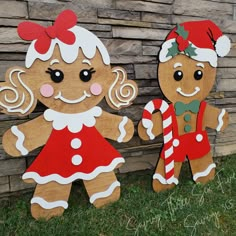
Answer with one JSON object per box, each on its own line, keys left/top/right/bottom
{"left": 216, "top": 109, "right": 226, "bottom": 132}
{"left": 153, "top": 173, "right": 179, "bottom": 185}
{"left": 31, "top": 197, "right": 68, "bottom": 209}
{"left": 193, "top": 163, "right": 216, "bottom": 181}
{"left": 89, "top": 181, "right": 120, "bottom": 204}
{"left": 117, "top": 116, "right": 128, "bottom": 143}
{"left": 11, "top": 125, "right": 28, "bottom": 156}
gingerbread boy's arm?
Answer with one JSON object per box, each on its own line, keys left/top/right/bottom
{"left": 95, "top": 110, "right": 134, "bottom": 142}
{"left": 138, "top": 111, "right": 163, "bottom": 141}
{"left": 204, "top": 104, "right": 229, "bottom": 131}
{"left": 2, "top": 115, "right": 52, "bottom": 157}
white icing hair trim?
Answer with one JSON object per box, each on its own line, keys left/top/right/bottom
{"left": 22, "top": 157, "right": 125, "bottom": 184}
{"left": 117, "top": 116, "right": 128, "bottom": 143}
{"left": 31, "top": 197, "right": 68, "bottom": 209}
{"left": 216, "top": 109, "right": 226, "bottom": 132}
{"left": 108, "top": 68, "right": 136, "bottom": 108}
{"left": 193, "top": 163, "right": 216, "bottom": 181}
{"left": 215, "top": 35, "right": 231, "bottom": 57}
{"left": 25, "top": 26, "right": 110, "bottom": 68}
{"left": 0, "top": 69, "right": 35, "bottom": 114}
{"left": 153, "top": 173, "right": 179, "bottom": 185}
{"left": 11, "top": 125, "right": 28, "bottom": 156}
{"left": 159, "top": 39, "right": 218, "bottom": 67}
{"left": 89, "top": 181, "right": 120, "bottom": 204}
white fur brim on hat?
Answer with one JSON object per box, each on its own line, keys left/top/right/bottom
{"left": 159, "top": 39, "right": 219, "bottom": 67}
{"left": 215, "top": 35, "right": 231, "bottom": 57}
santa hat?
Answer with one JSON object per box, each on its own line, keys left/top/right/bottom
{"left": 159, "top": 20, "right": 231, "bottom": 67}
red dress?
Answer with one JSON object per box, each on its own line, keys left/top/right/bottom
{"left": 22, "top": 107, "right": 125, "bottom": 184}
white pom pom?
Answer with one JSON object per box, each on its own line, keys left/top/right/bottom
{"left": 215, "top": 35, "right": 231, "bottom": 57}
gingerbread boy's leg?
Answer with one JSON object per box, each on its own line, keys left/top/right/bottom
{"left": 152, "top": 158, "right": 182, "bottom": 192}
{"left": 83, "top": 171, "right": 120, "bottom": 208}
{"left": 189, "top": 152, "right": 216, "bottom": 184}
{"left": 30, "top": 181, "right": 72, "bottom": 220}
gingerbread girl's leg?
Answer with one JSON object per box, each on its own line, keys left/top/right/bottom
{"left": 189, "top": 152, "right": 215, "bottom": 184}
{"left": 83, "top": 171, "right": 120, "bottom": 208}
{"left": 152, "top": 158, "right": 182, "bottom": 192}
{"left": 30, "top": 181, "right": 72, "bottom": 220}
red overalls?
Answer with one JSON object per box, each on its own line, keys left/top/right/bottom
{"left": 160, "top": 101, "right": 211, "bottom": 162}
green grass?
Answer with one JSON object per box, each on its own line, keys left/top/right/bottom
{"left": 0, "top": 155, "right": 235, "bottom": 236}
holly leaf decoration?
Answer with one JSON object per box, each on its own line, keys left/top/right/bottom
{"left": 166, "top": 41, "right": 179, "bottom": 58}
{"left": 184, "top": 43, "right": 197, "bottom": 57}
{"left": 176, "top": 24, "right": 188, "bottom": 40}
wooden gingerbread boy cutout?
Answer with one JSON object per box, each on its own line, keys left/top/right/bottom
{"left": 0, "top": 10, "right": 138, "bottom": 220}
{"left": 138, "top": 20, "right": 230, "bottom": 192}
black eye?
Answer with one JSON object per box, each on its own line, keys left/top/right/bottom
{"left": 46, "top": 68, "right": 64, "bottom": 83}
{"left": 194, "top": 70, "right": 203, "bottom": 80}
{"left": 79, "top": 68, "right": 96, "bottom": 82}
{"left": 173, "top": 70, "right": 183, "bottom": 81}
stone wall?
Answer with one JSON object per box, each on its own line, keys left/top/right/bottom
{"left": 0, "top": 0, "right": 236, "bottom": 197}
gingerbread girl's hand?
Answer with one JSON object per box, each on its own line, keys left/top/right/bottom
{"left": 96, "top": 110, "right": 134, "bottom": 142}
{"left": 2, "top": 115, "right": 52, "bottom": 157}
{"left": 204, "top": 104, "right": 229, "bottom": 132}
{"left": 138, "top": 112, "right": 163, "bottom": 141}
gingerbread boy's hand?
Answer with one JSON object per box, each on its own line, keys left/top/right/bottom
{"left": 96, "top": 110, "right": 134, "bottom": 143}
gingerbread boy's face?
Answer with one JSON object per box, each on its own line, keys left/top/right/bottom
{"left": 158, "top": 54, "right": 216, "bottom": 104}
{"left": 25, "top": 46, "right": 113, "bottom": 113}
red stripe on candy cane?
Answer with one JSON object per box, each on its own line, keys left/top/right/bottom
{"left": 142, "top": 99, "right": 177, "bottom": 185}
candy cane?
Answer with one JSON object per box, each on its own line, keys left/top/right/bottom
{"left": 142, "top": 99, "right": 177, "bottom": 184}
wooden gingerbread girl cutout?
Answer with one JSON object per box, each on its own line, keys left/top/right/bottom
{"left": 138, "top": 20, "right": 230, "bottom": 192}
{"left": 0, "top": 10, "right": 138, "bottom": 220}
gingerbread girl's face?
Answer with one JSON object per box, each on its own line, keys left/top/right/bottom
{"left": 158, "top": 54, "right": 216, "bottom": 104}
{"left": 25, "top": 46, "right": 113, "bottom": 113}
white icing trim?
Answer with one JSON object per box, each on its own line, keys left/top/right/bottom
{"left": 174, "top": 62, "right": 182, "bottom": 69}
{"left": 193, "top": 163, "right": 216, "bottom": 181}
{"left": 164, "top": 146, "right": 173, "bottom": 158}
{"left": 44, "top": 106, "right": 102, "bottom": 133}
{"left": 54, "top": 90, "right": 91, "bottom": 104}
{"left": 22, "top": 157, "right": 125, "bottom": 184}
{"left": 89, "top": 181, "right": 120, "bottom": 204}
{"left": 50, "top": 59, "right": 60, "bottom": 66}
{"left": 142, "top": 119, "right": 155, "bottom": 140}
{"left": 196, "top": 63, "right": 204, "bottom": 68}
{"left": 0, "top": 69, "right": 34, "bottom": 114}
{"left": 176, "top": 87, "right": 200, "bottom": 97}
{"left": 31, "top": 197, "right": 68, "bottom": 209}
{"left": 216, "top": 109, "right": 226, "bottom": 132}
{"left": 153, "top": 173, "right": 179, "bottom": 185}
{"left": 108, "top": 68, "right": 136, "bottom": 108}
{"left": 159, "top": 38, "right": 218, "bottom": 67}
{"left": 82, "top": 59, "right": 91, "bottom": 65}
{"left": 11, "top": 126, "right": 28, "bottom": 156}
{"left": 117, "top": 116, "right": 128, "bottom": 143}
{"left": 25, "top": 26, "right": 110, "bottom": 68}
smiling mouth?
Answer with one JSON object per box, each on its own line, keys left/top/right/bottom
{"left": 54, "top": 91, "right": 91, "bottom": 104}
{"left": 176, "top": 87, "right": 200, "bottom": 97}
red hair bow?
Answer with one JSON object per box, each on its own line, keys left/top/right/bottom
{"left": 18, "top": 10, "right": 77, "bottom": 54}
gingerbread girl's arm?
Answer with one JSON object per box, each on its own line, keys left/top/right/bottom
{"left": 2, "top": 115, "right": 52, "bottom": 157}
{"left": 95, "top": 110, "right": 134, "bottom": 142}
{"left": 204, "top": 104, "right": 229, "bottom": 131}
{"left": 138, "top": 111, "right": 163, "bottom": 141}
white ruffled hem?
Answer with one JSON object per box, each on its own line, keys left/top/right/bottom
{"left": 22, "top": 157, "right": 125, "bottom": 184}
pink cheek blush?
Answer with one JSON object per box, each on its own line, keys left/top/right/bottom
{"left": 40, "top": 84, "right": 54, "bottom": 98}
{"left": 90, "top": 83, "right": 103, "bottom": 96}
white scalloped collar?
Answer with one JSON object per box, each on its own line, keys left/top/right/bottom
{"left": 44, "top": 106, "right": 102, "bottom": 133}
